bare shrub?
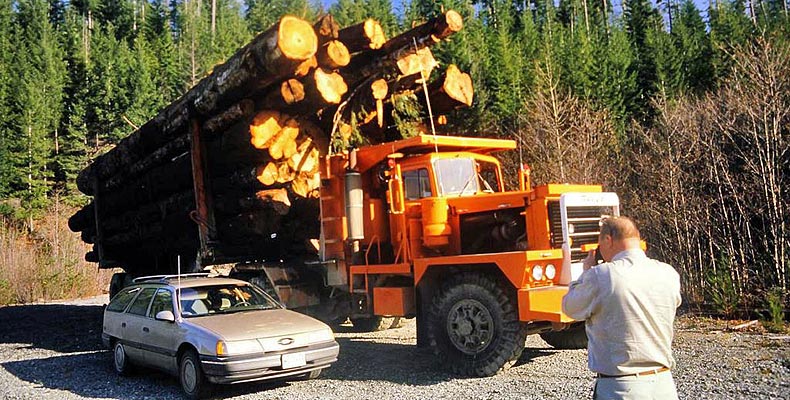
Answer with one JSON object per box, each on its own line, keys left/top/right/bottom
{"left": 0, "top": 199, "right": 113, "bottom": 305}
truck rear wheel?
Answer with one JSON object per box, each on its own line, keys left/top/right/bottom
{"left": 539, "top": 322, "right": 588, "bottom": 349}
{"left": 427, "top": 272, "right": 527, "bottom": 377}
{"left": 350, "top": 316, "right": 400, "bottom": 332}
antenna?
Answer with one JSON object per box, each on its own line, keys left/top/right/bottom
{"left": 413, "top": 38, "right": 439, "bottom": 154}
{"left": 177, "top": 255, "right": 182, "bottom": 322}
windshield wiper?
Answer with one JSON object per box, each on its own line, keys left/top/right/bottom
{"left": 459, "top": 173, "right": 478, "bottom": 196}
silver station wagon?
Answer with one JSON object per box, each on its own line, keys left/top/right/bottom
{"left": 102, "top": 274, "right": 339, "bottom": 398}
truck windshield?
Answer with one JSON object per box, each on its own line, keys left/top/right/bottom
{"left": 434, "top": 158, "right": 478, "bottom": 196}
{"left": 178, "top": 284, "right": 282, "bottom": 317}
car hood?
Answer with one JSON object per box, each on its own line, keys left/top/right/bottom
{"left": 185, "top": 309, "right": 329, "bottom": 341}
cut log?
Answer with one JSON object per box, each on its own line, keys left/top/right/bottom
{"left": 269, "top": 118, "right": 300, "bottom": 160}
{"left": 287, "top": 68, "right": 348, "bottom": 116}
{"left": 294, "top": 56, "right": 318, "bottom": 78}
{"left": 288, "top": 138, "right": 320, "bottom": 173}
{"left": 418, "top": 64, "right": 474, "bottom": 114}
{"left": 261, "top": 79, "right": 305, "bottom": 109}
{"left": 76, "top": 15, "right": 318, "bottom": 195}
{"left": 338, "top": 19, "right": 387, "bottom": 53}
{"left": 256, "top": 162, "right": 279, "bottom": 186}
{"left": 314, "top": 14, "right": 340, "bottom": 45}
{"left": 395, "top": 46, "right": 438, "bottom": 79}
{"left": 250, "top": 110, "right": 284, "bottom": 149}
{"left": 214, "top": 188, "right": 291, "bottom": 216}
{"left": 203, "top": 99, "right": 256, "bottom": 137}
{"left": 291, "top": 172, "right": 322, "bottom": 198}
{"left": 316, "top": 40, "right": 350, "bottom": 70}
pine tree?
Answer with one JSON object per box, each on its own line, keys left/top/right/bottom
{"left": 672, "top": 0, "right": 713, "bottom": 94}
{"left": 623, "top": 0, "right": 661, "bottom": 123}
{"left": 0, "top": 0, "right": 13, "bottom": 197}
{"left": 144, "top": 0, "right": 182, "bottom": 103}
{"left": 709, "top": 0, "right": 753, "bottom": 81}
{"left": 9, "top": 0, "right": 68, "bottom": 217}
{"left": 647, "top": 17, "right": 682, "bottom": 98}
{"left": 590, "top": 25, "right": 638, "bottom": 136}
{"left": 246, "top": 0, "right": 319, "bottom": 33}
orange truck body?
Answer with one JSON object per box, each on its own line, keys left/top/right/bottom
{"left": 315, "top": 134, "right": 620, "bottom": 325}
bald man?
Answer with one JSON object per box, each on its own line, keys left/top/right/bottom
{"left": 562, "top": 216, "right": 682, "bottom": 400}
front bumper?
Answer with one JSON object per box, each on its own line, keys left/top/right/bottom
{"left": 200, "top": 340, "right": 339, "bottom": 384}
{"left": 518, "top": 286, "right": 575, "bottom": 323}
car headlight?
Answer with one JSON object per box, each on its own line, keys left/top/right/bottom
{"left": 216, "top": 339, "right": 263, "bottom": 356}
{"left": 307, "top": 328, "right": 334, "bottom": 343}
{"left": 545, "top": 264, "right": 556, "bottom": 280}
{"left": 532, "top": 265, "right": 544, "bottom": 281}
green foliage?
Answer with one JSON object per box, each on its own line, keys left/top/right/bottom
{"left": 764, "top": 287, "right": 786, "bottom": 333}
{"left": 705, "top": 254, "right": 741, "bottom": 318}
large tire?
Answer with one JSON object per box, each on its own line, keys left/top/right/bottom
{"left": 350, "top": 316, "right": 393, "bottom": 332}
{"left": 540, "top": 322, "right": 588, "bottom": 349}
{"left": 427, "top": 272, "right": 527, "bottom": 377}
{"left": 112, "top": 340, "right": 132, "bottom": 376}
{"left": 179, "top": 349, "right": 210, "bottom": 399}
{"left": 108, "top": 273, "right": 128, "bottom": 300}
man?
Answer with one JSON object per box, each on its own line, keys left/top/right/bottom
{"left": 562, "top": 216, "right": 682, "bottom": 400}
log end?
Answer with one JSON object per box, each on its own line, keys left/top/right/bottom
{"left": 444, "top": 64, "right": 474, "bottom": 107}
{"left": 314, "top": 68, "right": 348, "bottom": 104}
{"left": 444, "top": 10, "right": 464, "bottom": 34}
{"left": 363, "top": 19, "right": 387, "bottom": 50}
{"left": 371, "top": 79, "right": 389, "bottom": 100}
{"left": 278, "top": 15, "right": 319, "bottom": 61}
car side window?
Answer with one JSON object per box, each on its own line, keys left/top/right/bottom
{"left": 106, "top": 287, "right": 141, "bottom": 313}
{"left": 148, "top": 289, "right": 174, "bottom": 319}
{"left": 126, "top": 288, "right": 157, "bottom": 316}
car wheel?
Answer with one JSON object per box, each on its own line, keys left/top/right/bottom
{"left": 299, "top": 368, "right": 322, "bottom": 380}
{"left": 112, "top": 341, "right": 132, "bottom": 376}
{"left": 179, "top": 349, "right": 209, "bottom": 399}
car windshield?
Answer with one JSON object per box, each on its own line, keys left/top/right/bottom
{"left": 434, "top": 157, "right": 478, "bottom": 196}
{"left": 177, "top": 283, "right": 281, "bottom": 317}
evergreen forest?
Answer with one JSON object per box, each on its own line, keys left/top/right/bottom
{"left": 0, "top": 0, "right": 788, "bottom": 318}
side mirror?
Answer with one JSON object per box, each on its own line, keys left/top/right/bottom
{"left": 155, "top": 310, "right": 176, "bottom": 322}
{"left": 387, "top": 164, "right": 405, "bottom": 214}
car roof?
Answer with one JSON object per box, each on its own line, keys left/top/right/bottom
{"left": 131, "top": 276, "right": 249, "bottom": 290}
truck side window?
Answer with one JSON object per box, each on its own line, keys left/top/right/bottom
{"left": 479, "top": 162, "right": 501, "bottom": 192}
{"left": 404, "top": 168, "right": 432, "bottom": 200}
{"left": 127, "top": 288, "right": 157, "bottom": 316}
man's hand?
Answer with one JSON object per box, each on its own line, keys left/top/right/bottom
{"left": 582, "top": 250, "right": 597, "bottom": 271}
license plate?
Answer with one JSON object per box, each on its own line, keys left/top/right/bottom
{"left": 281, "top": 352, "right": 306, "bottom": 369}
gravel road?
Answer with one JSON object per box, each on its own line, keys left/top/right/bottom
{"left": 0, "top": 296, "right": 788, "bottom": 400}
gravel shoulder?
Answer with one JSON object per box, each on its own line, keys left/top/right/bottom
{"left": 0, "top": 298, "right": 788, "bottom": 400}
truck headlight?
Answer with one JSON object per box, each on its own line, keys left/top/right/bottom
{"left": 532, "top": 265, "right": 544, "bottom": 281}
{"left": 545, "top": 264, "right": 556, "bottom": 280}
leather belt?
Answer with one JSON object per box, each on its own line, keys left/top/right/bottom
{"left": 597, "top": 366, "right": 670, "bottom": 378}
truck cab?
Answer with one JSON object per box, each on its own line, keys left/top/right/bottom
{"left": 317, "top": 134, "right": 620, "bottom": 376}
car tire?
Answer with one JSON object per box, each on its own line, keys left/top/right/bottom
{"left": 179, "top": 349, "right": 210, "bottom": 399}
{"left": 112, "top": 340, "right": 132, "bottom": 376}
{"left": 349, "top": 316, "right": 394, "bottom": 332}
{"left": 299, "top": 368, "right": 322, "bottom": 380}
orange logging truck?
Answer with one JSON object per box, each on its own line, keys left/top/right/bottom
{"left": 227, "top": 134, "right": 620, "bottom": 376}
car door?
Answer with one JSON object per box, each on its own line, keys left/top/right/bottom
{"left": 143, "top": 288, "right": 181, "bottom": 373}
{"left": 123, "top": 287, "right": 157, "bottom": 366}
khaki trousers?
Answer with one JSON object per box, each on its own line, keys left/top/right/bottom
{"left": 593, "top": 372, "right": 678, "bottom": 400}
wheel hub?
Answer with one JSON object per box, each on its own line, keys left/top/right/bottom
{"left": 447, "top": 299, "right": 494, "bottom": 355}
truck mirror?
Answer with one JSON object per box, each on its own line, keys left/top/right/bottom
{"left": 388, "top": 164, "right": 405, "bottom": 214}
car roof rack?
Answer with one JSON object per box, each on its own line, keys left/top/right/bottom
{"left": 132, "top": 273, "right": 212, "bottom": 283}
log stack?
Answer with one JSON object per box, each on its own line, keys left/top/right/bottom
{"left": 69, "top": 11, "right": 471, "bottom": 275}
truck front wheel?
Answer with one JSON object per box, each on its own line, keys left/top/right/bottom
{"left": 427, "top": 273, "right": 527, "bottom": 377}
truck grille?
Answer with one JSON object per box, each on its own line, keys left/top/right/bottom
{"left": 547, "top": 202, "right": 615, "bottom": 262}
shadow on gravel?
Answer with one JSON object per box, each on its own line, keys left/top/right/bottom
{"left": 513, "top": 347, "right": 559, "bottom": 368}
{"left": 0, "top": 304, "right": 105, "bottom": 353}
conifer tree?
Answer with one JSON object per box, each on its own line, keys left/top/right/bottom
{"left": 0, "top": 0, "right": 13, "bottom": 197}
{"left": 672, "top": 0, "right": 713, "bottom": 94}
{"left": 623, "top": 0, "right": 661, "bottom": 123}
{"left": 709, "top": 0, "right": 753, "bottom": 81}
{"left": 10, "top": 0, "right": 67, "bottom": 216}
{"left": 246, "top": 0, "right": 319, "bottom": 33}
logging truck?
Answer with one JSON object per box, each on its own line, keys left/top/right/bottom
{"left": 68, "top": 11, "right": 623, "bottom": 377}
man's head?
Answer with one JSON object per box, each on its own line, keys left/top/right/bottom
{"left": 598, "top": 216, "right": 641, "bottom": 261}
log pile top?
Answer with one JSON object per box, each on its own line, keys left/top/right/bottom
{"left": 70, "top": 11, "right": 472, "bottom": 274}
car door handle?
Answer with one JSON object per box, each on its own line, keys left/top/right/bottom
{"left": 143, "top": 327, "right": 149, "bottom": 333}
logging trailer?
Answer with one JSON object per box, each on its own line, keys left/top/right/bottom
{"left": 68, "top": 11, "right": 624, "bottom": 377}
